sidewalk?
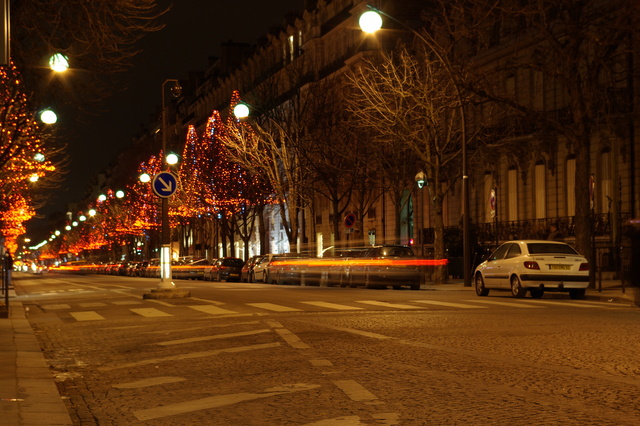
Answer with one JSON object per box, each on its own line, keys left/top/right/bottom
{"left": 0, "top": 278, "right": 637, "bottom": 426}
{"left": 0, "top": 289, "right": 73, "bottom": 426}
{"left": 424, "top": 278, "right": 640, "bottom": 306}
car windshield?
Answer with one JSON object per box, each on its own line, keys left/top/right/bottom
{"left": 223, "top": 259, "right": 244, "bottom": 267}
{"left": 375, "top": 246, "right": 415, "bottom": 257}
{"left": 527, "top": 243, "right": 578, "bottom": 255}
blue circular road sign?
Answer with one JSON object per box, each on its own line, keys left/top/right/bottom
{"left": 152, "top": 172, "right": 178, "bottom": 198}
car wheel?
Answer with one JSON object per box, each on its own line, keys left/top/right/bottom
{"left": 510, "top": 275, "right": 526, "bottom": 298}
{"left": 529, "top": 288, "right": 544, "bottom": 299}
{"left": 364, "top": 273, "right": 375, "bottom": 289}
{"left": 348, "top": 273, "right": 357, "bottom": 288}
{"left": 475, "top": 274, "right": 489, "bottom": 296}
{"left": 569, "top": 289, "right": 586, "bottom": 300}
{"left": 217, "top": 272, "right": 222, "bottom": 282}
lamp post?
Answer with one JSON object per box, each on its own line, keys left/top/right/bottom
{"left": 157, "top": 79, "right": 182, "bottom": 290}
{"left": 414, "top": 170, "right": 426, "bottom": 257}
{"left": 360, "top": 5, "right": 472, "bottom": 286}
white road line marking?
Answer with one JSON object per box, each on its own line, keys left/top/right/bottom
{"left": 247, "top": 303, "right": 302, "bottom": 312}
{"left": 42, "top": 304, "right": 70, "bottom": 310}
{"left": 189, "top": 305, "right": 238, "bottom": 315}
{"left": 301, "top": 301, "right": 364, "bottom": 310}
{"left": 78, "top": 302, "right": 107, "bottom": 308}
{"left": 520, "top": 299, "right": 626, "bottom": 308}
{"left": 133, "top": 383, "right": 320, "bottom": 421}
{"left": 356, "top": 300, "right": 422, "bottom": 309}
{"left": 97, "top": 342, "right": 281, "bottom": 372}
{"left": 310, "top": 359, "right": 334, "bottom": 367}
{"left": 156, "top": 329, "right": 271, "bottom": 346}
{"left": 130, "top": 308, "right": 173, "bottom": 318}
{"left": 273, "top": 328, "right": 310, "bottom": 349}
{"left": 70, "top": 311, "right": 105, "bottom": 321}
{"left": 112, "top": 376, "right": 186, "bottom": 389}
{"left": 412, "top": 300, "right": 488, "bottom": 309}
{"left": 111, "top": 300, "right": 143, "bottom": 305}
{"left": 316, "top": 324, "right": 393, "bottom": 340}
{"left": 463, "top": 299, "right": 542, "bottom": 308}
{"left": 333, "top": 380, "right": 378, "bottom": 401}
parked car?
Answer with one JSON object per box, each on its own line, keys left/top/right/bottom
{"left": 473, "top": 240, "right": 589, "bottom": 299}
{"left": 240, "top": 255, "right": 264, "bottom": 282}
{"left": 145, "top": 259, "right": 160, "bottom": 278}
{"left": 206, "top": 257, "right": 245, "bottom": 282}
{"left": 251, "top": 254, "right": 289, "bottom": 283}
{"left": 347, "top": 245, "right": 421, "bottom": 290}
{"left": 173, "top": 258, "right": 211, "bottom": 280}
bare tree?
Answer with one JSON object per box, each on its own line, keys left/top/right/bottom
{"left": 347, "top": 47, "right": 474, "bottom": 283}
{"left": 438, "top": 0, "right": 640, "bottom": 286}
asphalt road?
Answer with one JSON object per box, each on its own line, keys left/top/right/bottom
{"left": 14, "top": 273, "right": 640, "bottom": 425}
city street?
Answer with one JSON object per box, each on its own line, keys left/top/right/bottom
{"left": 13, "top": 273, "right": 640, "bottom": 425}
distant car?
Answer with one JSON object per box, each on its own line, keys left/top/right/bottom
{"left": 473, "top": 240, "right": 589, "bottom": 299}
{"left": 173, "top": 259, "right": 211, "bottom": 280}
{"left": 348, "top": 245, "right": 422, "bottom": 290}
{"left": 206, "top": 257, "right": 245, "bottom": 282}
{"left": 241, "top": 255, "right": 264, "bottom": 282}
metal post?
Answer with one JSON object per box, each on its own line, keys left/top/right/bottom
{"left": 157, "top": 80, "right": 178, "bottom": 290}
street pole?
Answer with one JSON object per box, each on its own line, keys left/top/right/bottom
{"left": 156, "top": 79, "right": 181, "bottom": 291}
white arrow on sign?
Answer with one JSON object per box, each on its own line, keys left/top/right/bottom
{"left": 157, "top": 176, "right": 173, "bottom": 192}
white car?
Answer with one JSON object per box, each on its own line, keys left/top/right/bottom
{"left": 474, "top": 240, "right": 589, "bottom": 299}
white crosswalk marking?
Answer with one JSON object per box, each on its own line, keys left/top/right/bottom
{"left": 412, "top": 300, "right": 488, "bottom": 309}
{"left": 301, "top": 301, "right": 364, "bottom": 310}
{"left": 247, "top": 303, "right": 302, "bottom": 312}
{"left": 463, "top": 299, "right": 542, "bottom": 308}
{"left": 189, "top": 305, "right": 238, "bottom": 315}
{"left": 70, "top": 311, "right": 105, "bottom": 321}
{"left": 131, "top": 308, "right": 173, "bottom": 317}
{"left": 356, "top": 300, "right": 422, "bottom": 309}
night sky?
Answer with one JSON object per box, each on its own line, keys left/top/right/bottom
{"left": 28, "top": 0, "right": 303, "bottom": 240}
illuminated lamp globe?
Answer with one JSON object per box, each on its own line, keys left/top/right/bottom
{"left": 88, "top": 209, "right": 96, "bottom": 217}
{"left": 139, "top": 173, "right": 151, "bottom": 183}
{"left": 40, "top": 109, "right": 57, "bottom": 124}
{"left": 29, "top": 174, "right": 39, "bottom": 182}
{"left": 79, "top": 215, "right": 86, "bottom": 221}
{"left": 49, "top": 53, "right": 69, "bottom": 72}
{"left": 115, "top": 190, "right": 125, "bottom": 198}
{"left": 65, "top": 225, "right": 71, "bottom": 231}
{"left": 98, "top": 194, "right": 107, "bottom": 202}
{"left": 233, "top": 103, "right": 250, "bottom": 119}
{"left": 359, "top": 10, "right": 383, "bottom": 33}
{"left": 166, "top": 153, "right": 179, "bottom": 165}
{"left": 34, "top": 153, "right": 45, "bottom": 162}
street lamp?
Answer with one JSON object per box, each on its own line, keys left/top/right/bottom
{"left": 157, "top": 79, "right": 182, "bottom": 290}
{"left": 415, "top": 170, "right": 426, "bottom": 255}
{"left": 360, "top": 6, "right": 472, "bottom": 286}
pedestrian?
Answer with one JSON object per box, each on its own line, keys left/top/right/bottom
{"left": 547, "top": 224, "right": 564, "bottom": 241}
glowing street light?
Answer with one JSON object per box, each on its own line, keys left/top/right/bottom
{"left": 40, "top": 109, "right": 57, "bottom": 124}
{"left": 49, "top": 53, "right": 69, "bottom": 72}
{"left": 115, "top": 190, "right": 125, "bottom": 198}
{"left": 166, "top": 153, "right": 179, "bottom": 165}
{"left": 139, "top": 173, "right": 151, "bottom": 183}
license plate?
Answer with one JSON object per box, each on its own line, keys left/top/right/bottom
{"left": 230, "top": 273, "right": 239, "bottom": 277}
{"left": 549, "top": 264, "right": 571, "bottom": 270}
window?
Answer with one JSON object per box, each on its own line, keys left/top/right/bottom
{"left": 490, "top": 244, "right": 510, "bottom": 261}
{"left": 507, "top": 168, "right": 518, "bottom": 221}
{"left": 600, "top": 150, "right": 612, "bottom": 213}
{"left": 534, "top": 162, "right": 546, "bottom": 219}
{"left": 505, "top": 244, "right": 522, "bottom": 259}
{"left": 566, "top": 157, "right": 576, "bottom": 216}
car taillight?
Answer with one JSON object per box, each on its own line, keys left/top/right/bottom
{"left": 524, "top": 261, "right": 540, "bottom": 270}
{"left": 579, "top": 263, "right": 589, "bottom": 271}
